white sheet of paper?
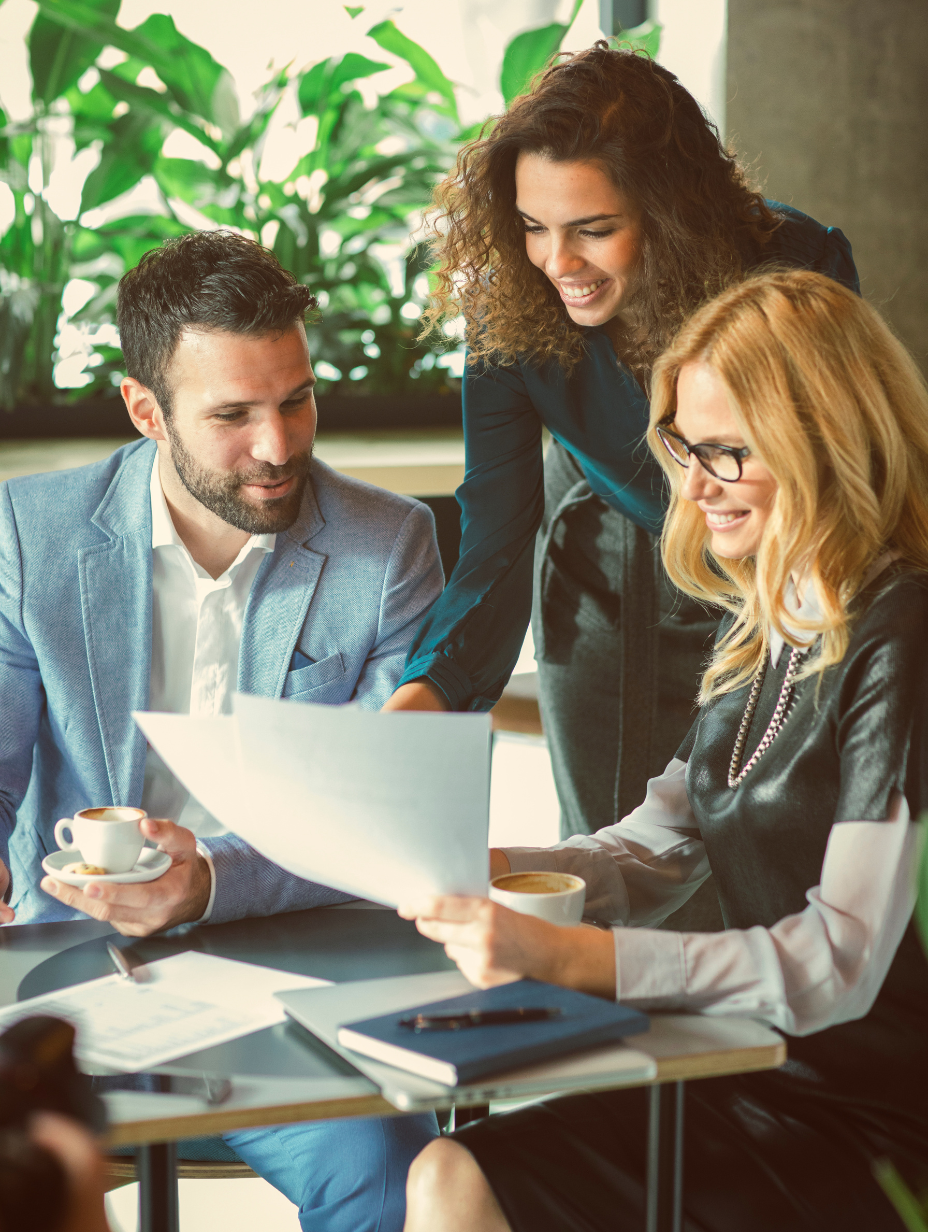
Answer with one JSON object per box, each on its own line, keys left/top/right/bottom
{"left": 134, "top": 697, "right": 491, "bottom": 907}
{"left": 0, "top": 952, "right": 328, "bottom": 1071}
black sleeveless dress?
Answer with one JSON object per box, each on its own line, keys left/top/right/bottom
{"left": 455, "top": 569, "right": 928, "bottom": 1232}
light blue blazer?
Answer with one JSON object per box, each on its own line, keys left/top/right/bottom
{"left": 0, "top": 439, "right": 443, "bottom": 925}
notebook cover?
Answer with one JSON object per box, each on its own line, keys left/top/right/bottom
{"left": 337, "top": 979, "right": 649, "bottom": 1086}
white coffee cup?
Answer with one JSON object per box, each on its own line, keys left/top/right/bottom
{"left": 489, "top": 871, "right": 586, "bottom": 926}
{"left": 54, "top": 807, "right": 146, "bottom": 875}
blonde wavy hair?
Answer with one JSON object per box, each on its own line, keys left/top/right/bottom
{"left": 648, "top": 269, "right": 928, "bottom": 702}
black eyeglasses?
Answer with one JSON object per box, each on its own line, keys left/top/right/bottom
{"left": 655, "top": 424, "right": 752, "bottom": 483}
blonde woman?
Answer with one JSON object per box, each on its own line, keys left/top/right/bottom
{"left": 401, "top": 270, "right": 928, "bottom": 1232}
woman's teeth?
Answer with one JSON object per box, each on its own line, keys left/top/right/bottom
{"left": 561, "top": 280, "right": 604, "bottom": 301}
{"left": 707, "top": 511, "right": 746, "bottom": 525}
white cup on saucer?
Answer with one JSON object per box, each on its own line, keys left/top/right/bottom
{"left": 489, "top": 871, "right": 586, "bottom": 926}
{"left": 54, "top": 807, "right": 146, "bottom": 875}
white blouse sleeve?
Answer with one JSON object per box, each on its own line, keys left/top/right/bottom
{"left": 501, "top": 758, "right": 711, "bottom": 927}
{"left": 611, "top": 790, "right": 919, "bottom": 1036}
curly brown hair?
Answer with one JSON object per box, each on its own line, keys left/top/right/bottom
{"left": 422, "top": 43, "right": 780, "bottom": 377}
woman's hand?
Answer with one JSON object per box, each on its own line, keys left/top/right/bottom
{"left": 399, "top": 896, "right": 617, "bottom": 998}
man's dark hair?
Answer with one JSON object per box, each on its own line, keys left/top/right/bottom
{"left": 117, "top": 230, "right": 317, "bottom": 414}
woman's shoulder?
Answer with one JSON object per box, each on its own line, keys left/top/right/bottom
{"left": 849, "top": 564, "right": 928, "bottom": 647}
{"left": 756, "top": 200, "right": 860, "bottom": 294}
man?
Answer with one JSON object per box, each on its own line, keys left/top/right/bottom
{"left": 0, "top": 231, "right": 443, "bottom": 1229}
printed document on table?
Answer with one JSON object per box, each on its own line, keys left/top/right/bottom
{"left": 134, "top": 696, "right": 492, "bottom": 907}
{"left": 0, "top": 952, "right": 328, "bottom": 1071}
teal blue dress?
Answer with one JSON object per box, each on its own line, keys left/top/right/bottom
{"left": 398, "top": 203, "right": 859, "bottom": 710}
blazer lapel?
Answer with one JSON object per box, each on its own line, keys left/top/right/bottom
{"left": 80, "top": 444, "right": 154, "bottom": 805}
{"left": 239, "top": 473, "right": 327, "bottom": 698}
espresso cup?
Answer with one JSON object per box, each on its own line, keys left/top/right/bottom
{"left": 54, "top": 807, "right": 146, "bottom": 875}
{"left": 489, "top": 871, "right": 586, "bottom": 926}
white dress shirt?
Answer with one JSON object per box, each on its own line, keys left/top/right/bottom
{"left": 141, "top": 456, "right": 275, "bottom": 915}
{"left": 503, "top": 571, "right": 920, "bottom": 1037}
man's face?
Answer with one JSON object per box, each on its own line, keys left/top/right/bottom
{"left": 161, "top": 325, "right": 317, "bottom": 534}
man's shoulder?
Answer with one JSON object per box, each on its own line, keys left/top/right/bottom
{"left": 1, "top": 439, "right": 154, "bottom": 534}
{"left": 307, "top": 457, "right": 434, "bottom": 539}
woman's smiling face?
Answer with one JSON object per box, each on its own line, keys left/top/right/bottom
{"left": 673, "top": 361, "right": 779, "bottom": 559}
{"left": 515, "top": 153, "right": 641, "bottom": 326}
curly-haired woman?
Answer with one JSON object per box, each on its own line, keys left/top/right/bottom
{"left": 384, "top": 45, "right": 859, "bottom": 857}
{"left": 401, "top": 270, "right": 928, "bottom": 1232}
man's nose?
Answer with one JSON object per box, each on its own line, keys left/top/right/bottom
{"left": 249, "top": 412, "right": 291, "bottom": 467}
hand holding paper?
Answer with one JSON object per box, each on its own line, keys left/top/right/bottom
{"left": 134, "top": 695, "right": 492, "bottom": 907}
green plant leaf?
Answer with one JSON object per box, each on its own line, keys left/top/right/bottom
{"left": 367, "top": 20, "right": 457, "bottom": 118}
{"left": 79, "top": 110, "right": 164, "bottom": 214}
{"left": 916, "top": 816, "right": 928, "bottom": 960}
{"left": 616, "top": 18, "right": 662, "bottom": 59}
{"left": 499, "top": 0, "right": 582, "bottom": 107}
{"left": 345, "top": 6, "right": 364, "bottom": 17}
{"left": 500, "top": 22, "right": 564, "bottom": 105}
{"left": 34, "top": 2, "right": 239, "bottom": 135}
{"left": 129, "top": 13, "right": 239, "bottom": 137}
{"left": 873, "top": 1158, "right": 928, "bottom": 1232}
{"left": 28, "top": 0, "right": 119, "bottom": 107}
{"left": 298, "top": 53, "right": 390, "bottom": 118}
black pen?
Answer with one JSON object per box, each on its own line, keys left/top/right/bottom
{"left": 399, "top": 1007, "right": 562, "bottom": 1032}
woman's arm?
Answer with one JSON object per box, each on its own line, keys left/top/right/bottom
{"left": 608, "top": 790, "right": 917, "bottom": 1032}
{"left": 404, "top": 791, "right": 917, "bottom": 1018}
{"left": 387, "top": 357, "right": 545, "bottom": 713}
{"left": 496, "top": 758, "right": 709, "bottom": 926}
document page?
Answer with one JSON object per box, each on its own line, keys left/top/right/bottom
{"left": 0, "top": 952, "right": 328, "bottom": 1071}
{"left": 135, "top": 697, "right": 492, "bottom": 906}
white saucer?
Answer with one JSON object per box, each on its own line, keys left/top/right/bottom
{"left": 42, "top": 847, "right": 172, "bottom": 886}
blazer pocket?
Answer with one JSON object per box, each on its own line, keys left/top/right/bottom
{"left": 282, "top": 652, "right": 347, "bottom": 698}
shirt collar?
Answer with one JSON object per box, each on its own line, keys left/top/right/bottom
{"left": 768, "top": 551, "right": 898, "bottom": 667}
{"left": 149, "top": 454, "right": 276, "bottom": 569}
{"left": 769, "top": 578, "right": 821, "bottom": 668}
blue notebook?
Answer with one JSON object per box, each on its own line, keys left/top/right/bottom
{"left": 336, "top": 980, "right": 649, "bottom": 1086}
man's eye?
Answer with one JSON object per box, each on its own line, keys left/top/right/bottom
{"left": 215, "top": 411, "right": 246, "bottom": 423}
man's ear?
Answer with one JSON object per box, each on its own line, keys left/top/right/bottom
{"left": 121, "top": 378, "right": 168, "bottom": 441}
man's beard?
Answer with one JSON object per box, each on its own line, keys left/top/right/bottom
{"left": 165, "top": 422, "right": 312, "bottom": 534}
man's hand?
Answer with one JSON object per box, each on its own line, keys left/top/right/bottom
{"left": 398, "top": 895, "right": 617, "bottom": 997}
{"left": 30, "top": 1112, "right": 110, "bottom": 1232}
{"left": 40, "top": 818, "right": 210, "bottom": 937}
{"left": 382, "top": 681, "right": 450, "bottom": 712}
{"left": 0, "top": 857, "right": 13, "bottom": 924}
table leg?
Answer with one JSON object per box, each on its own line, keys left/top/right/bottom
{"left": 137, "top": 1142, "right": 179, "bottom": 1232}
{"left": 646, "top": 1082, "right": 684, "bottom": 1232}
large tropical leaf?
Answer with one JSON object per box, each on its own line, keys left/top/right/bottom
{"left": 298, "top": 53, "right": 389, "bottom": 118}
{"left": 34, "top": 1, "right": 239, "bottom": 135}
{"left": 917, "top": 816, "right": 928, "bottom": 958}
{"left": 97, "top": 66, "right": 220, "bottom": 152}
{"left": 28, "top": 0, "right": 119, "bottom": 107}
{"left": 367, "top": 20, "right": 458, "bottom": 119}
{"left": 129, "top": 14, "right": 239, "bottom": 137}
{"left": 619, "top": 18, "right": 662, "bottom": 60}
{"left": 499, "top": 0, "right": 582, "bottom": 106}
{"left": 79, "top": 110, "right": 164, "bottom": 213}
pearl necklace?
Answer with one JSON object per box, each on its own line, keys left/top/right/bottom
{"left": 728, "top": 645, "right": 806, "bottom": 789}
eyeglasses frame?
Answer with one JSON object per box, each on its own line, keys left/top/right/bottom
{"left": 655, "top": 423, "right": 752, "bottom": 483}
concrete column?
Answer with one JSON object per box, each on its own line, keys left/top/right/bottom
{"left": 726, "top": 0, "right": 928, "bottom": 368}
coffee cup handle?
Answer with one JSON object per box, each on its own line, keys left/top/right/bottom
{"left": 54, "top": 819, "right": 77, "bottom": 851}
